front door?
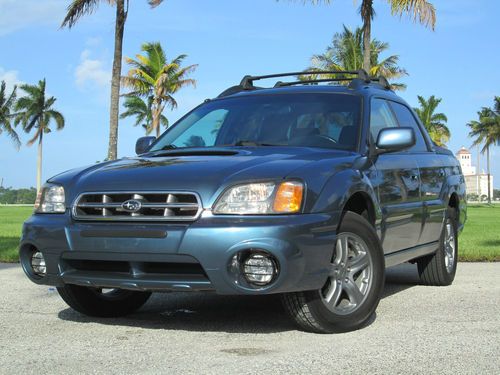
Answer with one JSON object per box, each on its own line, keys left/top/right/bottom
{"left": 368, "top": 98, "right": 423, "bottom": 253}
{"left": 387, "top": 100, "right": 446, "bottom": 245}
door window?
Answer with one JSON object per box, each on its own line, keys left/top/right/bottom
{"left": 389, "top": 101, "right": 428, "bottom": 152}
{"left": 370, "top": 98, "right": 398, "bottom": 141}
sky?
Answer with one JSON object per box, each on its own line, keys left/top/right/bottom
{"left": 0, "top": 0, "right": 499, "bottom": 188}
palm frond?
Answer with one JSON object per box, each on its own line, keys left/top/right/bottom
{"left": 61, "top": 0, "right": 103, "bottom": 28}
{"left": 148, "top": 0, "right": 164, "bottom": 8}
{"left": 389, "top": 0, "right": 436, "bottom": 30}
{"left": 46, "top": 110, "right": 65, "bottom": 130}
{"left": 307, "top": 24, "right": 407, "bottom": 89}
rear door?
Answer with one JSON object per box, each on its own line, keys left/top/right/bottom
{"left": 369, "top": 98, "right": 422, "bottom": 253}
{"left": 388, "top": 101, "right": 447, "bottom": 245}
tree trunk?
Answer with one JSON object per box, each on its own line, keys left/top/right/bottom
{"left": 107, "top": 0, "right": 127, "bottom": 161}
{"left": 152, "top": 101, "right": 164, "bottom": 138}
{"left": 361, "top": 0, "right": 373, "bottom": 73}
{"left": 36, "top": 130, "right": 43, "bottom": 194}
{"left": 487, "top": 145, "right": 491, "bottom": 204}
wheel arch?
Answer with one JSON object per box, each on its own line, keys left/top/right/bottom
{"left": 341, "top": 191, "right": 376, "bottom": 227}
{"left": 311, "top": 169, "right": 381, "bottom": 229}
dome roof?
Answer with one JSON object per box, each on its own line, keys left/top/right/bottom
{"left": 456, "top": 146, "right": 471, "bottom": 155}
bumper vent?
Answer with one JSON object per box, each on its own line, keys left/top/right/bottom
{"left": 72, "top": 191, "right": 202, "bottom": 221}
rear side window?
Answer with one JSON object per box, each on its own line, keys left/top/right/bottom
{"left": 389, "top": 101, "right": 428, "bottom": 152}
{"left": 369, "top": 98, "right": 398, "bottom": 141}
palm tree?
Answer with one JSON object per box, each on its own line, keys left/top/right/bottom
{"left": 14, "top": 79, "right": 65, "bottom": 193}
{"left": 120, "top": 95, "right": 168, "bottom": 134}
{"left": 413, "top": 95, "right": 450, "bottom": 146}
{"left": 468, "top": 97, "right": 500, "bottom": 204}
{"left": 0, "top": 81, "right": 20, "bottom": 148}
{"left": 122, "top": 42, "right": 197, "bottom": 138}
{"left": 61, "top": 0, "right": 164, "bottom": 160}
{"left": 307, "top": 25, "right": 407, "bottom": 90}
{"left": 284, "top": 0, "right": 435, "bottom": 71}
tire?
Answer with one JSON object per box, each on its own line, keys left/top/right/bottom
{"left": 57, "top": 285, "right": 152, "bottom": 318}
{"left": 417, "top": 207, "right": 458, "bottom": 286}
{"left": 282, "top": 211, "right": 385, "bottom": 333}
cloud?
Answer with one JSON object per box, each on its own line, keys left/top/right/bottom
{"left": 0, "top": 67, "right": 23, "bottom": 92}
{"left": 75, "top": 49, "right": 110, "bottom": 89}
{"left": 0, "top": 0, "right": 65, "bottom": 36}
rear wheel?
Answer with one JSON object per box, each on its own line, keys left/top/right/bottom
{"left": 417, "top": 207, "right": 458, "bottom": 286}
{"left": 282, "top": 212, "right": 385, "bottom": 333}
{"left": 57, "top": 285, "right": 151, "bottom": 317}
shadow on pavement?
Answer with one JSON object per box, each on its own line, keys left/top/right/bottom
{"left": 382, "top": 262, "right": 420, "bottom": 299}
{"left": 57, "top": 263, "right": 421, "bottom": 333}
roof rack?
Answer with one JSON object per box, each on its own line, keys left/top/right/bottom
{"left": 217, "top": 69, "right": 391, "bottom": 98}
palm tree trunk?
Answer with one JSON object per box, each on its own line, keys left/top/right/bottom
{"left": 36, "top": 130, "right": 43, "bottom": 194}
{"left": 361, "top": 0, "right": 373, "bottom": 72}
{"left": 487, "top": 145, "right": 491, "bottom": 204}
{"left": 152, "top": 101, "right": 164, "bottom": 138}
{"left": 107, "top": 0, "right": 127, "bottom": 161}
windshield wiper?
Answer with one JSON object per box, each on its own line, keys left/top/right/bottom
{"left": 233, "top": 140, "right": 278, "bottom": 147}
{"left": 160, "top": 144, "right": 177, "bottom": 150}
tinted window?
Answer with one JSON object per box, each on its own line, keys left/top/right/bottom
{"left": 150, "top": 94, "right": 362, "bottom": 151}
{"left": 369, "top": 98, "right": 398, "bottom": 141}
{"left": 389, "top": 101, "right": 428, "bottom": 152}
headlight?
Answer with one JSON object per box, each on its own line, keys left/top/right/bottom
{"left": 34, "top": 184, "right": 66, "bottom": 213}
{"left": 213, "top": 181, "right": 303, "bottom": 215}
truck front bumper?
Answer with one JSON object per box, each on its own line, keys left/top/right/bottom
{"left": 20, "top": 211, "right": 340, "bottom": 295}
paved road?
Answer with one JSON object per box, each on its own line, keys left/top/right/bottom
{"left": 0, "top": 263, "right": 498, "bottom": 374}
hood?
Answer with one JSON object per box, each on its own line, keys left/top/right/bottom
{"left": 50, "top": 147, "right": 356, "bottom": 207}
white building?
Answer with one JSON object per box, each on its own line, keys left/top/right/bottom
{"left": 456, "top": 146, "right": 494, "bottom": 199}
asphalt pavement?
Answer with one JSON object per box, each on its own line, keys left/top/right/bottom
{"left": 0, "top": 262, "right": 498, "bottom": 374}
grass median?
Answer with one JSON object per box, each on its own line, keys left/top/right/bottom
{"left": 0, "top": 204, "right": 499, "bottom": 263}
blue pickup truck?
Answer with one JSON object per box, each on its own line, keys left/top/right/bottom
{"left": 20, "top": 70, "right": 466, "bottom": 333}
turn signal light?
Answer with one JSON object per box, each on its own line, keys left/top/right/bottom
{"left": 273, "top": 181, "right": 303, "bottom": 213}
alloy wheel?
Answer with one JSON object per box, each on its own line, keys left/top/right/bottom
{"left": 321, "top": 232, "right": 374, "bottom": 315}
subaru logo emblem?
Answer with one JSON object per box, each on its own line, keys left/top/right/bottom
{"left": 121, "top": 199, "right": 142, "bottom": 213}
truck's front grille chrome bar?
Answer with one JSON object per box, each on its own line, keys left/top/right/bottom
{"left": 72, "top": 191, "right": 202, "bottom": 221}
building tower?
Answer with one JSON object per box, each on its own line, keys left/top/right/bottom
{"left": 456, "top": 146, "right": 494, "bottom": 200}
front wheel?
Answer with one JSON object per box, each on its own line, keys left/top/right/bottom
{"left": 282, "top": 212, "right": 385, "bottom": 333}
{"left": 57, "top": 285, "right": 152, "bottom": 318}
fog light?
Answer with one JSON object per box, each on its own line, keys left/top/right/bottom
{"left": 243, "top": 253, "right": 277, "bottom": 286}
{"left": 31, "top": 251, "right": 46, "bottom": 276}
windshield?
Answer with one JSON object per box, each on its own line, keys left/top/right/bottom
{"left": 150, "top": 93, "right": 361, "bottom": 151}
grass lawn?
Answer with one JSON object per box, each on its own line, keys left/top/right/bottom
{"left": 0, "top": 205, "right": 499, "bottom": 263}
{"left": 460, "top": 204, "right": 500, "bottom": 261}
{"left": 0, "top": 206, "right": 33, "bottom": 262}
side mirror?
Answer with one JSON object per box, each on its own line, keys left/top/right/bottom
{"left": 375, "top": 127, "right": 415, "bottom": 154}
{"left": 135, "top": 136, "right": 156, "bottom": 155}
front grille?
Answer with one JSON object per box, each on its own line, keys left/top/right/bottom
{"left": 72, "top": 191, "right": 202, "bottom": 221}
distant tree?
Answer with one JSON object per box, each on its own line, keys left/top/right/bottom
{"left": 466, "top": 193, "right": 478, "bottom": 202}
{"left": 0, "top": 187, "right": 37, "bottom": 204}
{"left": 0, "top": 81, "right": 20, "bottom": 148}
{"left": 493, "top": 189, "right": 500, "bottom": 200}
{"left": 14, "top": 79, "right": 65, "bottom": 193}
{"left": 283, "top": 0, "right": 435, "bottom": 71}
{"left": 120, "top": 95, "right": 168, "bottom": 134}
{"left": 307, "top": 25, "right": 407, "bottom": 90}
{"left": 414, "top": 95, "right": 450, "bottom": 146}
{"left": 122, "top": 42, "right": 197, "bottom": 137}
{"left": 61, "top": 0, "right": 165, "bottom": 160}
{"left": 468, "top": 97, "right": 500, "bottom": 204}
